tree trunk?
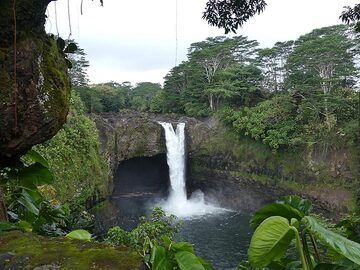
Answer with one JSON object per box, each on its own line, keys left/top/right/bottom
{"left": 209, "top": 94, "right": 214, "bottom": 110}
{"left": 0, "top": 187, "right": 8, "bottom": 221}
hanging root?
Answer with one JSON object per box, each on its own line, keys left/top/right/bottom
{"left": 12, "top": 0, "right": 18, "bottom": 134}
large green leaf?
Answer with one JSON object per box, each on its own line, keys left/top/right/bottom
{"left": 278, "top": 195, "right": 312, "bottom": 216}
{"left": 248, "top": 216, "right": 295, "bottom": 268}
{"left": 152, "top": 246, "right": 172, "bottom": 270}
{"left": 18, "top": 163, "right": 53, "bottom": 187}
{"left": 171, "top": 242, "right": 195, "bottom": 253}
{"left": 175, "top": 251, "right": 205, "bottom": 270}
{"left": 24, "top": 150, "right": 49, "bottom": 168}
{"left": 250, "top": 203, "right": 304, "bottom": 228}
{"left": 66, "top": 229, "right": 92, "bottom": 241}
{"left": 17, "top": 190, "right": 39, "bottom": 216}
{"left": 197, "top": 257, "right": 215, "bottom": 270}
{"left": 303, "top": 216, "right": 360, "bottom": 265}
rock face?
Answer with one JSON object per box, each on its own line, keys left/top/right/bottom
{"left": 0, "top": 0, "right": 71, "bottom": 165}
{"left": 93, "top": 111, "right": 357, "bottom": 215}
{"left": 92, "top": 112, "right": 215, "bottom": 173}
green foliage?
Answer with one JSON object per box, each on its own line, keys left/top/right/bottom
{"left": 278, "top": 196, "right": 312, "bottom": 216}
{"left": 34, "top": 93, "right": 108, "bottom": 203}
{"left": 75, "top": 82, "right": 130, "bottom": 113}
{"left": 247, "top": 196, "right": 360, "bottom": 269}
{"left": 248, "top": 216, "right": 297, "bottom": 268}
{"left": 303, "top": 216, "right": 360, "bottom": 265}
{"left": 336, "top": 214, "right": 360, "bottom": 243}
{"left": 130, "top": 82, "right": 162, "bottom": 111}
{"left": 106, "top": 207, "right": 181, "bottom": 251}
{"left": 151, "top": 237, "right": 213, "bottom": 270}
{"left": 66, "top": 40, "right": 90, "bottom": 87}
{"left": 106, "top": 208, "right": 212, "bottom": 270}
{"left": 250, "top": 202, "right": 304, "bottom": 229}
{"left": 285, "top": 25, "right": 357, "bottom": 92}
{"left": 66, "top": 229, "right": 92, "bottom": 241}
{"left": 106, "top": 226, "right": 131, "bottom": 246}
{"left": 231, "top": 94, "right": 301, "bottom": 149}
{"left": 0, "top": 151, "right": 69, "bottom": 236}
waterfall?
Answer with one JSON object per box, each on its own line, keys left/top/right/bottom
{"left": 159, "top": 122, "right": 224, "bottom": 218}
{"left": 159, "top": 122, "right": 187, "bottom": 204}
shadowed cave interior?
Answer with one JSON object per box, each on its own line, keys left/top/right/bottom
{"left": 112, "top": 154, "right": 170, "bottom": 197}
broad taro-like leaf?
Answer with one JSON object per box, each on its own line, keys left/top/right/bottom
{"left": 24, "top": 150, "right": 49, "bottom": 168}
{"left": 197, "top": 257, "right": 215, "bottom": 270}
{"left": 278, "top": 195, "right": 312, "bottom": 216}
{"left": 248, "top": 216, "right": 295, "bottom": 268}
{"left": 18, "top": 163, "right": 53, "bottom": 187}
{"left": 303, "top": 216, "right": 360, "bottom": 265}
{"left": 152, "top": 246, "right": 173, "bottom": 270}
{"left": 66, "top": 229, "right": 92, "bottom": 241}
{"left": 17, "top": 190, "right": 40, "bottom": 216}
{"left": 250, "top": 202, "right": 304, "bottom": 228}
{"left": 175, "top": 251, "right": 205, "bottom": 270}
{"left": 171, "top": 241, "right": 195, "bottom": 253}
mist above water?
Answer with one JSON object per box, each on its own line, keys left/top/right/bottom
{"left": 158, "top": 122, "right": 225, "bottom": 218}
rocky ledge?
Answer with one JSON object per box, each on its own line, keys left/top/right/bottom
{"left": 92, "top": 111, "right": 357, "bottom": 217}
{"left": 0, "top": 231, "right": 143, "bottom": 270}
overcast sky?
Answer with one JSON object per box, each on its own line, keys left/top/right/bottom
{"left": 45, "top": 0, "right": 358, "bottom": 85}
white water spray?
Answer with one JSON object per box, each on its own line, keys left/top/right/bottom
{"left": 159, "top": 122, "right": 224, "bottom": 218}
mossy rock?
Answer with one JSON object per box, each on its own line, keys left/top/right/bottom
{"left": 0, "top": 0, "right": 71, "bottom": 165}
{"left": 0, "top": 231, "right": 143, "bottom": 270}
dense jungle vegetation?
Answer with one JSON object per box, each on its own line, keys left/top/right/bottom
{"left": 1, "top": 1, "right": 360, "bottom": 266}
{"left": 75, "top": 24, "right": 359, "bottom": 153}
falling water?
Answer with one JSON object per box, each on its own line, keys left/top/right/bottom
{"left": 159, "top": 122, "right": 225, "bottom": 218}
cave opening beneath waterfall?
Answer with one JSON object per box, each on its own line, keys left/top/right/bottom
{"left": 112, "top": 154, "right": 170, "bottom": 198}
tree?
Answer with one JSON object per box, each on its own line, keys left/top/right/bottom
{"left": 202, "top": 0, "right": 360, "bottom": 33}
{"left": 340, "top": 3, "right": 360, "bottom": 32}
{"left": 188, "top": 36, "right": 258, "bottom": 110}
{"left": 212, "top": 64, "right": 263, "bottom": 108}
{"left": 203, "top": 0, "right": 267, "bottom": 33}
{"left": 285, "top": 25, "right": 358, "bottom": 130}
{"left": 129, "top": 82, "right": 162, "bottom": 111}
{"left": 256, "top": 41, "right": 294, "bottom": 93}
{"left": 67, "top": 40, "right": 90, "bottom": 87}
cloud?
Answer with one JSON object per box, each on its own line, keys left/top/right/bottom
{"left": 46, "top": 0, "right": 358, "bottom": 84}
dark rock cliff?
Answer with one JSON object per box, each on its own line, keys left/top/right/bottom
{"left": 93, "top": 111, "right": 357, "bottom": 216}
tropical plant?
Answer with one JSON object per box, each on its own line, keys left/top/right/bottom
{"left": 0, "top": 150, "right": 68, "bottom": 235}
{"left": 248, "top": 196, "right": 360, "bottom": 270}
{"left": 106, "top": 208, "right": 180, "bottom": 266}
{"left": 66, "top": 229, "right": 92, "bottom": 241}
{"left": 151, "top": 236, "right": 214, "bottom": 270}
{"left": 106, "top": 207, "right": 213, "bottom": 269}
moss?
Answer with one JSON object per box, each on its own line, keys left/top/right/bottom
{"left": 41, "top": 37, "right": 71, "bottom": 119}
{"left": 34, "top": 94, "right": 109, "bottom": 203}
{"left": 0, "top": 231, "right": 142, "bottom": 270}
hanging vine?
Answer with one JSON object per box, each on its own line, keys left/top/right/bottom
{"left": 12, "top": 0, "right": 18, "bottom": 134}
